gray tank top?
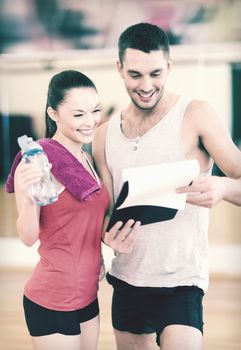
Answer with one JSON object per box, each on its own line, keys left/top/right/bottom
{"left": 106, "top": 96, "right": 212, "bottom": 292}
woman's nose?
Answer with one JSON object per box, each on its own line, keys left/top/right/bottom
{"left": 85, "top": 113, "right": 99, "bottom": 126}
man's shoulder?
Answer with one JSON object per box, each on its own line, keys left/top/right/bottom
{"left": 96, "top": 119, "right": 109, "bottom": 139}
{"left": 185, "top": 98, "right": 216, "bottom": 118}
{"left": 184, "top": 98, "right": 220, "bottom": 133}
{"left": 93, "top": 120, "right": 110, "bottom": 156}
{"left": 186, "top": 98, "right": 212, "bottom": 111}
{"left": 96, "top": 113, "right": 120, "bottom": 137}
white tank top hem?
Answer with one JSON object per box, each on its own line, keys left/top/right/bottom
{"left": 108, "top": 271, "right": 208, "bottom": 292}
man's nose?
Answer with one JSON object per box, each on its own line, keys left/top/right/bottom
{"left": 139, "top": 77, "right": 153, "bottom": 92}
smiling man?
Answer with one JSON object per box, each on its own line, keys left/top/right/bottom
{"left": 93, "top": 23, "right": 241, "bottom": 350}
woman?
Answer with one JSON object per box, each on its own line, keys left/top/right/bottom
{"left": 6, "top": 70, "right": 140, "bottom": 350}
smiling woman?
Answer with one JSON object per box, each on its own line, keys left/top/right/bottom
{"left": 4, "top": 70, "right": 111, "bottom": 350}
{"left": 5, "top": 69, "right": 142, "bottom": 350}
{"left": 5, "top": 70, "right": 108, "bottom": 350}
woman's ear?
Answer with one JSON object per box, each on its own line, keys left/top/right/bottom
{"left": 167, "top": 57, "right": 172, "bottom": 72}
{"left": 47, "top": 107, "right": 58, "bottom": 121}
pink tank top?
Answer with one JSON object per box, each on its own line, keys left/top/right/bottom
{"left": 24, "top": 185, "right": 109, "bottom": 311}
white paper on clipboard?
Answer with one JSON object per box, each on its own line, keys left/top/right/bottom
{"left": 119, "top": 159, "right": 200, "bottom": 210}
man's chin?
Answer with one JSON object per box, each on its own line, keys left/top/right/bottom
{"left": 133, "top": 100, "right": 158, "bottom": 111}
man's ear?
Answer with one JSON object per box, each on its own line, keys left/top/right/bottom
{"left": 116, "top": 60, "right": 124, "bottom": 79}
{"left": 47, "top": 107, "right": 58, "bottom": 121}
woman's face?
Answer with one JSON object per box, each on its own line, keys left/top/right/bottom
{"left": 50, "top": 87, "right": 101, "bottom": 145}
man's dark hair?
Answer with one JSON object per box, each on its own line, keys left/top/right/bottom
{"left": 118, "top": 22, "right": 170, "bottom": 64}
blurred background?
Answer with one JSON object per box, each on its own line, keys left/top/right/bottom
{"left": 0, "top": 0, "right": 241, "bottom": 349}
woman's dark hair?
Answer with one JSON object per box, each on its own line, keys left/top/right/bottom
{"left": 118, "top": 22, "right": 170, "bottom": 65}
{"left": 45, "top": 70, "right": 97, "bottom": 138}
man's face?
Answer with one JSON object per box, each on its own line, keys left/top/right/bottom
{"left": 117, "top": 48, "right": 171, "bottom": 111}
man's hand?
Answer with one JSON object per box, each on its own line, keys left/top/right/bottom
{"left": 103, "top": 219, "right": 141, "bottom": 254}
{"left": 176, "top": 175, "right": 226, "bottom": 208}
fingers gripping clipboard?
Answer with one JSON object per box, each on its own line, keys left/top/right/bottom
{"left": 107, "top": 159, "right": 200, "bottom": 231}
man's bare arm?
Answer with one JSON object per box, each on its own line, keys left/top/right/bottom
{"left": 178, "top": 100, "right": 241, "bottom": 207}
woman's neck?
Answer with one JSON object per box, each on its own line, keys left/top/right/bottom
{"left": 52, "top": 133, "right": 83, "bottom": 160}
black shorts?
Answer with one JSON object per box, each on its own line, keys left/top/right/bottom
{"left": 106, "top": 273, "right": 204, "bottom": 346}
{"left": 23, "top": 295, "right": 99, "bottom": 337}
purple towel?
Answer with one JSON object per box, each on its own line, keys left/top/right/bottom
{"left": 5, "top": 138, "right": 100, "bottom": 201}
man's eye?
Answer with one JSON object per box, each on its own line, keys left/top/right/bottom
{"left": 129, "top": 72, "right": 140, "bottom": 79}
{"left": 151, "top": 72, "right": 161, "bottom": 77}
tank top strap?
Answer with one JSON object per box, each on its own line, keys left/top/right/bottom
{"left": 175, "top": 95, "right": 193, "bottom": 126}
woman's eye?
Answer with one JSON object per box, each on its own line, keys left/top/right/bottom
{"left": 74, "top": 114, "right": 84, "bottom": 118}
{"left": 93, "top": 109, "right": 101, "bottom": 113}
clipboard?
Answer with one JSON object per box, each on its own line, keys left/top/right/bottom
{"left": 107, "top": 159, "right": 200, "bottom": 231}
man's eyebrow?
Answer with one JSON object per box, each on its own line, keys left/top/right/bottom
{"left": 127, "top": 68, "right": 162, "bottom": 75}
{"left": 151, "top": 68, "right": 162, "bottom": 73}
{"left": 127, "top": 70, "right": 140, "bottom": 74}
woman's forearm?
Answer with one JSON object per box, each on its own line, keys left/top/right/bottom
{"left": 16, "top": 194, "right": 40, "bottom": 246}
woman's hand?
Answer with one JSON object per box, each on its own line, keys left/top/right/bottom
{"left": 14, "top": 160, "right": 44, "bottom": 199}
{"left": 14, "top": 161, "right": 42, "bottom": 246}
{"left": 103, "top": 219, "right": 141, "bottom": 254}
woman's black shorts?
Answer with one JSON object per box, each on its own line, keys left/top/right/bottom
{"left": 23, "top": 295, "right": 99, "bottom": 337}
{"left": 107, "top": 273, "right": 204, "bottom": 346}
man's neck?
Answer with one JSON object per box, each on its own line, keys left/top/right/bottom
{"left": 121, "top": 92, "right": 179, "bottom": 138}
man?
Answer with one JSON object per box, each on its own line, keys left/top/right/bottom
{"left": 93, "top": 23, "right": 241, "bottom": 350}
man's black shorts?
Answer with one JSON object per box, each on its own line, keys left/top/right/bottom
{"left": 23, "top": 295, "right": 99, "bottom": 336}
{"left": 106, "top": 273, "right": 204, "bottom": 346}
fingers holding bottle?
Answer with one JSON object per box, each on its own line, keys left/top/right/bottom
{"left": 14, "top": 161, "right": 44, "bottom": 196}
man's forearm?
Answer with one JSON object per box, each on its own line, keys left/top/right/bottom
{"left": 223, "top": 177, "right": 241, "bottom": 206}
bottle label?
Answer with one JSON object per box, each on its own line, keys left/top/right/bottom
{"left": 24, "top": 149, "right": 43, "bottom": 157}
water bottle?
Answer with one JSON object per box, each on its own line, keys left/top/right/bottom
{"left": 17, "top": 135, "right": 58, "bottom": 206}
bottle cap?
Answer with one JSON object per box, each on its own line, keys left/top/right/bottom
{"left": 18, "top": 134, "right": 42, "bottom": 152}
